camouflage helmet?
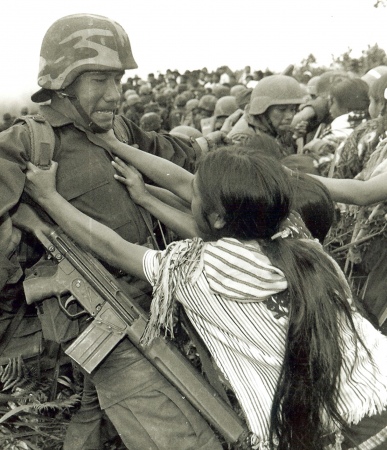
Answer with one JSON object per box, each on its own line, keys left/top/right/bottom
{"left": 249, "top": 75, "right": 305, "bottom": 115}
{"left": 315, "top": 71, "right": 349, "bottom": 97}
{"left": 31, "top": 14, "right": 137, "bottom": 102}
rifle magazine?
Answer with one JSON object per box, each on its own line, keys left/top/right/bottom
{"left": 65, "top": 320, "right": 125, "bottom": 373}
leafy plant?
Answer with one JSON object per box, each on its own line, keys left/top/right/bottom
{"left": 0, "top": 356, "right": 81, "bottom": 450}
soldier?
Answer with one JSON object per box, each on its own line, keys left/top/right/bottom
{"left": 228, "top": 75, "right": 305, "bottom": 158}
{"left": 0, "top": 13, "right": 221, "bottom": 450}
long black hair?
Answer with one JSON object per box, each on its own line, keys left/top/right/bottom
{"left": 196, "top": 145, "right": 365, "bottom": 449}
{"left": 196, "top": 145, "right": 291, "bottom": 241}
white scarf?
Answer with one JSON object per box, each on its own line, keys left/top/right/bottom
{"left": 141, "top": 236, "right": 287, "bottom": 345}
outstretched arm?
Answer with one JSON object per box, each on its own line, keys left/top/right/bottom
{"left": 146, "top": 185, "right": 191, "bottom": 214}
{"left": 309, "top": 171, "right": 387, "bottom": 206}
{"left": 87, "top": 130, "right": 194, "bottom": 203}
{"left": 25, "top": 162, "right": 148, "bottom": 281}
{"left": 112, "top": 159, "right": 204, "bottom": 239}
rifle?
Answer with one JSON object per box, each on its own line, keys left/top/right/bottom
{"left": 12, "top": 203, "right": 249, "bottom": 445}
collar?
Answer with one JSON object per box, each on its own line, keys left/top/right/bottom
{"left": 36, "top": 104, "right": 116, "bottom": 158}
{"left": 38, "top": 103, "right": 109, "bottom": 136}
{"left": 38, "top": 104, "right": 75, "bottom": 129}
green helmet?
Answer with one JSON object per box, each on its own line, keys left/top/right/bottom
{"left": 32, "top": 14, "right": 137, "bottom": 102}
{"left": 139, "top": 112, "right": 162, "bottom": 132}
{"left": 249, "top": 75, "right": 305, "bottom": 115}
{"left": 230, "top": 84, "right": 247, "bottom": 97}
{"left": 170, "top": 125, "right": 203, "bottom": 140}
{"left": 212, "top": 84, "right": 231, "bottom": 99}
{"left": 198, "top": 94, "right": 217, "bottom": 113}
{"left": 214, "top": 96, "right": 238, "bottom": 117}
{"left": 185, "top": 98, "right": 199, "bottom": 112}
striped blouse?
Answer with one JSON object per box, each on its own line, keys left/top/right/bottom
{"left": 142, "top": 237, "right": 387, "bottom": 447}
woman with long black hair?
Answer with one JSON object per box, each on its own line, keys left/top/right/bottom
{"left": 24, "top": 139, "right": 387, "bottom": 450}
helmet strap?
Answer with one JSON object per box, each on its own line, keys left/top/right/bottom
{"left": 59, "top": 89, "right": 110, "bottom": 134}
{"left": 247, "top": 113, "right": 277, "bottom": 138}
{"left": 261, "top": 112, "right": 278, "bottom": 136}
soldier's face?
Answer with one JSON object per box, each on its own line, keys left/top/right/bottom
{"left": 72, "top": 71, "right": 124, "bottom": 130}
{"left": 266, "top": 104, "right": 298, "bottom": 133}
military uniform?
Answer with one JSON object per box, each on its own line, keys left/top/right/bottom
{"left": 0, "top": 105, "right": 220, "bottom": 450}
{"left": 0, "top": 12, "right": 222, "bottom": 449}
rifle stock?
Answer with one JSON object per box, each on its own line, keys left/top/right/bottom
{"left": 20, "top": 210, "right": 249, "bottom": 444}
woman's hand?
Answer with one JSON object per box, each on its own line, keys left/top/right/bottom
{"left": 24, "top": 161, "right": 58, "bottom": 203}
{"left": 112, "top": 157, "right": 150, "bottom": 205}
{"left": 0, "top": 214, "right": 21, "bottom": 258}
{"left": 85, "top": 129, "right": 140, "bottom": 151}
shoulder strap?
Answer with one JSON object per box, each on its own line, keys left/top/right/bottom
{"left": 14, "top": 114, "right": 56, "bottom": 168}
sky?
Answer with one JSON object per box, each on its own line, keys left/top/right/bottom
{"left": 1, "top": 0, "right": 387, "bottom": 113}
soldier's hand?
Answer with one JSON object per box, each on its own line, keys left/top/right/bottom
{"left": 292, "top": 120, "right": 308, "bottom": 139}
{"left": 205, "top": 130, "right": 232, "bottom": 149}
{"left": 220, "top": 109, "right": 244, "bottom": 134}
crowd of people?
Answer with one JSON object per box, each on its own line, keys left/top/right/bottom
{"left": 1, "top": 11, "right": 387, "bottom": 450}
